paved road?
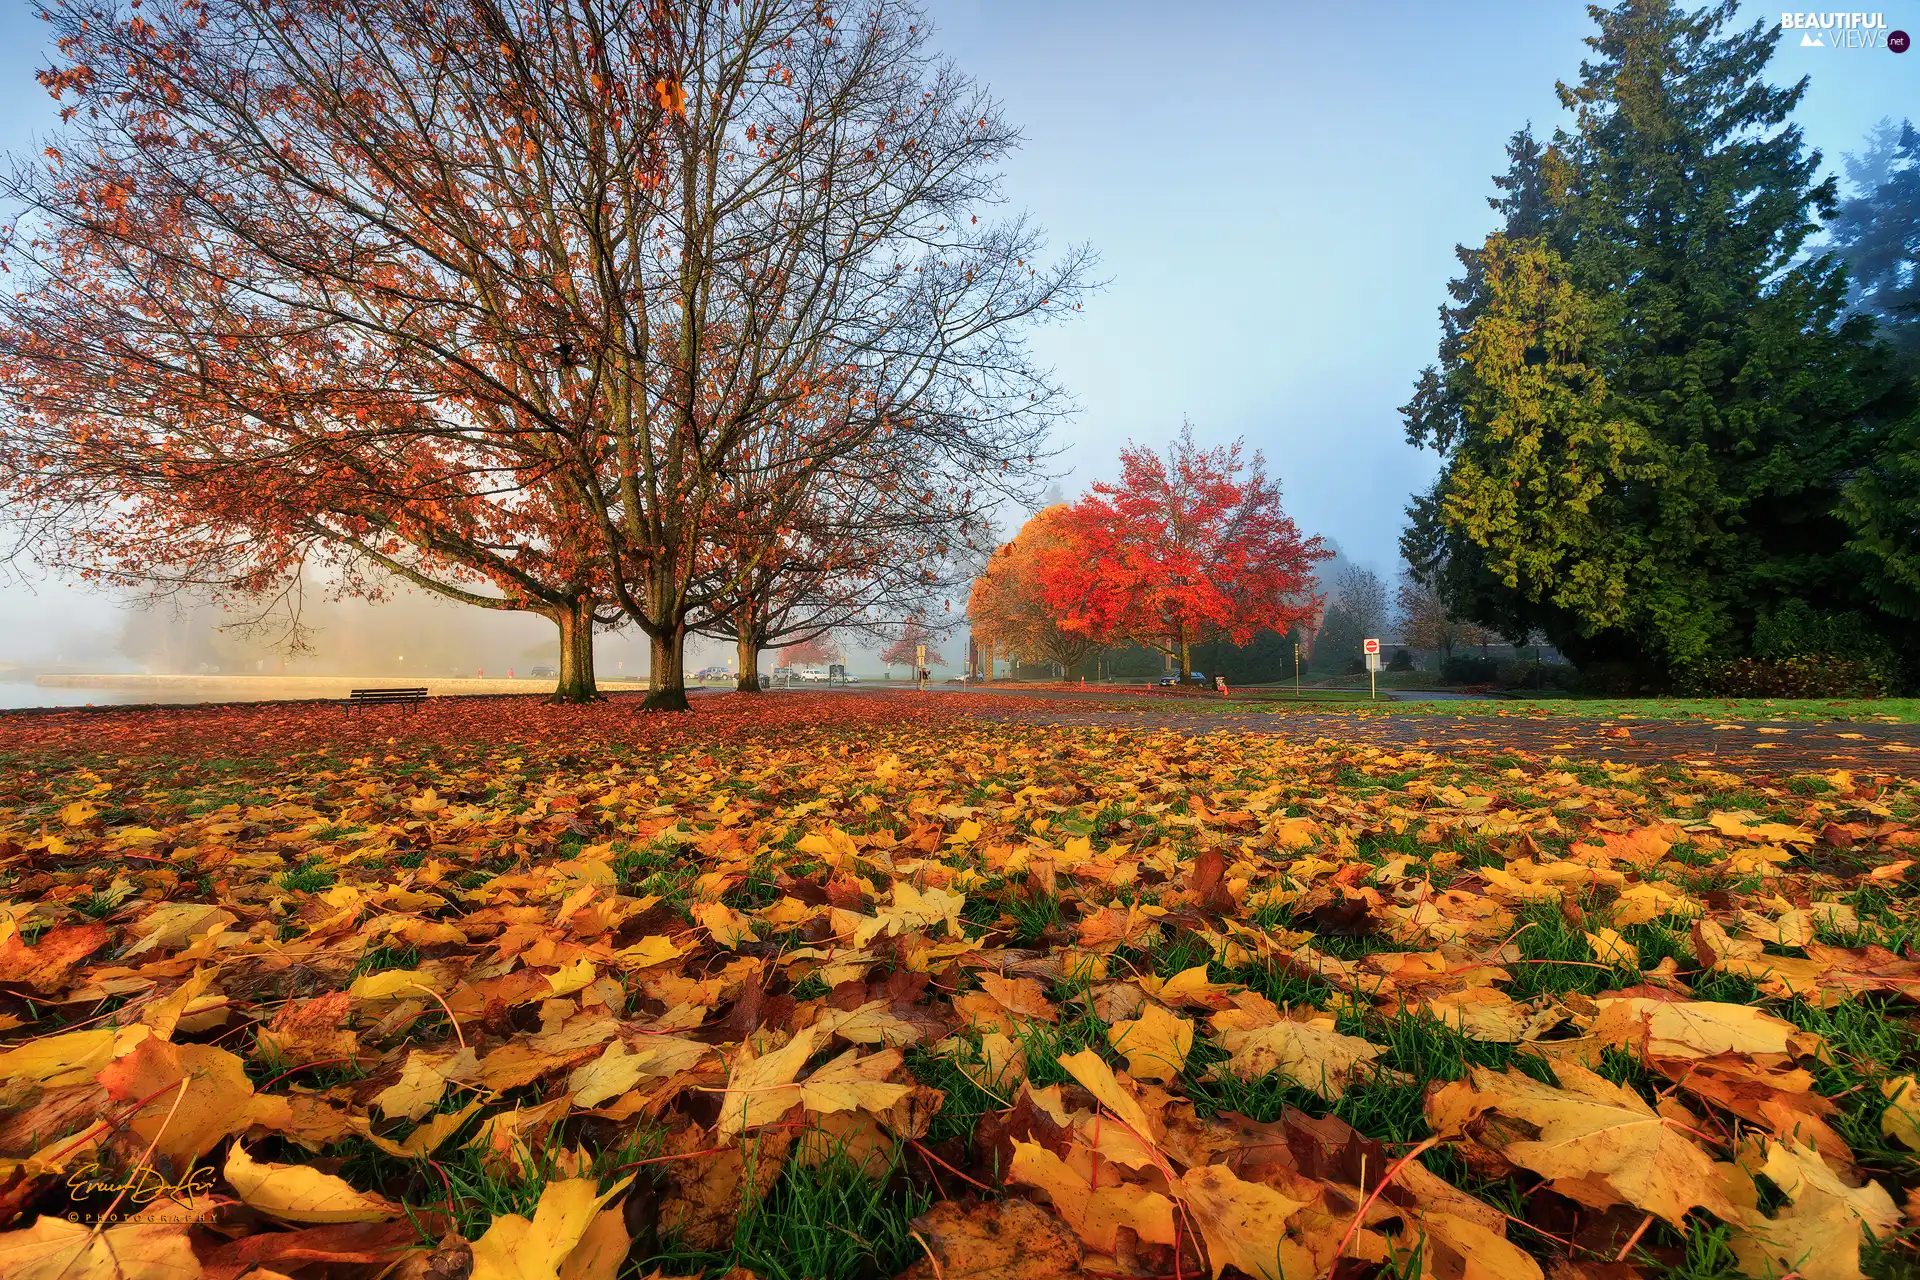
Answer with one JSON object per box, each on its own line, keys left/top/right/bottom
{"left": 933, "top": 688, "right": 1920, "bottom": 776}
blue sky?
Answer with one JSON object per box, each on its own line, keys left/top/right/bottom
{"left": 926, "top": 1, "right": 1916, "bottom": 573}
{"left": 0, "top": 0, "right": 1913, "bottom": 661}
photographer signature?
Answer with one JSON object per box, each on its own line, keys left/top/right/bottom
{"left": 65, "top": 1161, "right": 216, "bottom": 1205}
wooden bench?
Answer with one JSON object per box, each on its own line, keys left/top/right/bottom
{"left": 343, "top": 687, "right": 429, "bottom": 715}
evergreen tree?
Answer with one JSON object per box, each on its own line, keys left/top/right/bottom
{"left": 1401, "top": 126, "right": 1569, "bottom": 645}
{"left": 1407, "top": 0, "right": 1911, "bottom": 686}
{"left": 1830, "top": 119, "right": 1920, "bottom": 632}
{"left": 1830, "top": 119, "right": 1920, "bottom": 365}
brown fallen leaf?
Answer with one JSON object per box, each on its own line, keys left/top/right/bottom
{"left": 658, "top": 1124, "right": 793, "bottom": 1250}
{"left": 1403, "top": 1209, "right": 1544, "bottom": 1280}
{"left": 1172, "top": 1162, "right": 1305, "bottom": 1280}
{"left": 1006, "top": 1140, "right": 1177, "bottom": 1254}
{"left": 199, "top": 1221, "right": 420, "bottom": 1280}
{"left": 356, "top": 1101, "right": 481, "bottom": 1159}
{"left": 376, "top": 1047, "right": 481, "bottom": 1121}
{"left": 978, "top": 973, "right": 1057, "bottom": 1023}
{"left": 1209, "top": 1016, "right": 1384, "bottom": 1100}
{"left": 896, "top": 1195, "right": 1081, "bottom": 1279}
{"left": 0, "top": 923, "right": 110, "bottom": 994}
{"left": 1650, "top": 1055, "right": 1850, "bottom": 1166}
{"left": 1588, "top": 997, "right": 1821, "bottom": 1060}
{"left": 1881, "top": 1075, "right": 1920, "bottom": 1151}
{"left": 253, "top": 991, "right": 361, "bottom": 1067}
{"left": 715, "top": 1029, "right": 814, "bottom": 1141}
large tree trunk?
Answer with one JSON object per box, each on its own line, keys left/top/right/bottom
{"left": 1178, "top": 636, "right": 1192, "bottom": 682}
{"left": 550, "top": 598, "right": 599, "bottom": 703}
{"left": 735, "top": 627, "right": 761, "bottom": 693}
{"left": 645, "top": 623, "right": 690, "bottom": 712}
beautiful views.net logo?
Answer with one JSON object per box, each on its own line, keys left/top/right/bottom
{"left": 1779, "top": 11, "right": 1906, "bottom": 49}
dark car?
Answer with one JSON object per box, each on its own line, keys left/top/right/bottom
{"left": 1155, "top": 672, "right": 1208, "bottom": 687}
{"left": 529, "top": 665, "right": 555, "bottom": 678}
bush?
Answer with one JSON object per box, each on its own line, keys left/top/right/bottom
{"left": 1387, "top": 648, "right": 1414, "bottom": 671}
{"left": 1753, "top": 602, "right": 1903, "bottom": 690}
{"left": 1578, "top": 660, "right": 1667, "bottom": 695}
{"left": 1679, "top": 654, "right": 1889, "bottom": 698}
{"left": 1441, "top": 654, "right": 1500, "bottom": 685}
{"left": 1495, "top": 658, "right": 1581, "bottom": 691}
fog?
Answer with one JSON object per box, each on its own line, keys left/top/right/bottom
{"left": 0, "top": 569, "right": 944, "bottom": 696}
{"left": 0, "top": 577, "right": 750, "bottom": 683}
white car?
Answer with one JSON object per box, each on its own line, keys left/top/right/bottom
{"left": 798, "top": 668, "right": 831, "bottom": 683}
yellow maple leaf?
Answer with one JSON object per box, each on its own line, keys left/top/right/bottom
{"left": 1173, "top": 1163, "right": 1305, "bottom": 1280}
{"left": 224, "top": 1143, "right": 401, "bottom": 1223}
{"left": 470, "top": 1174, "right": 634, "bottom": 1280}
{"left": 1108, "top": 1002, "right": 1194, "bottom": 1084}
{"left": 1429, "top": 1064, "right": 1738, "bottom": 1227}
{"left": 715, "top": 1028, "right": 816, "bottom": 1141}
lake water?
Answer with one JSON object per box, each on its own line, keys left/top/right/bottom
{"left": 0, "top": 681, "right": 222, "bottom": 709}
{"left": 0, "top": 674, "right": 573, "bottom": 710}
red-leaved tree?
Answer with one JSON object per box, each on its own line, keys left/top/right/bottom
{"left": 879, "top": 615, "right": 943, "bottom": 674}
{"left": 1037, "top": 425, "right": 1329, "bottom": 680}
{"left": 779, "top": 635, "right": 834, "bottom": 667}
{"left": 968, "top": 505, "right": 1101, "bottom": 674}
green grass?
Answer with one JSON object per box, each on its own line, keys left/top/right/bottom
{"left": 277, "top": 856, "right": 338, "bottom": 892}
{"left": 425, "top": 1118, "right": 662, "bottom": 1241}
{"left": 1092, "top": 691, "right": 1920, "bottom": 722}
{"left": 1496, "top": 695, "right": 1920, "bottom": 722}
{"left": 642, "top": 1150, "right": 931, "bottom": 1280}
{"left": 726, "top": 1154, "right": 931, "bottom": 1280}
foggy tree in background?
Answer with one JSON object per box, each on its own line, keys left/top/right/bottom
{"left": 1035, "top": 425, "right": 1326, "bottom": 682}
{"left": 967, "top": 506, "right": 1102, "bottom": 675}
{"left": 1827, "top": 118, "right": 1920, "bottom": 623}
{"left": 1393, "top": 568, "right": 1490, "bottom": 667}
{"left": 1311, "top": 565, "right": 1386, "bottom": 674}
{"left": 696, "top": 424, "right": 988, "bottom": 693}
{"left": 1830, "top": 118, "right": 1920, "bottom": 366}
{"left": 777, "top": 633, "right": 834, "bottom": 667}
{"left": 879, "top": 615, "right": 943, "bottom": 674}
{"left": 0, "top": 0, "right": 1088, "bottom": 712}
{"left": 1405, "top": 0, "right": 1915, "bottom": 687}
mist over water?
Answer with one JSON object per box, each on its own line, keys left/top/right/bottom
{"left": 0, "top": 579, "right": 737, "bottom": 706}
{"left": 0, "top": 573, "right": 914, "bottom": 707}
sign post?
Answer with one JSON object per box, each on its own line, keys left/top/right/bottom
{"left": 1294, "top": 641, "right": 1301, "bottom": 698}
{"left": 1363, "top": 638, "right": 1381, "bottom": 701}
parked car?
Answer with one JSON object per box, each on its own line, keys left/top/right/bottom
{"left": 1156, "top": 672, "right": 1209, "bottom": 687}
{"left": 692, "top": 665, "right": 731, "bottom": 682}
{"left": 798, "top": 668, "right": 831, "bottom": 683}
{"left": 529, "top": 665, "right": 554, "bottom": 678}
